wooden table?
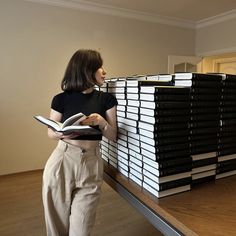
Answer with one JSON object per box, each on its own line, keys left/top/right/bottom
{"left": 103, "top": 161, "right": 236, "bottom": 236}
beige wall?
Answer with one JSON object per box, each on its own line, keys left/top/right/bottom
{"left": 196, "top": 18, "right": 236, "bottom": 56}
{"left": 0, "top": 0, "right": 195, "bottom": 175}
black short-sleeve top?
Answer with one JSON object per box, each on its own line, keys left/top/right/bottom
{"left": 51, "top": 89, "right": 118, "bottom": 140}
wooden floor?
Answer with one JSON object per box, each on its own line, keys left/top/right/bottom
{"left": 0, "top": 170, "right": 163, "bottom": 236}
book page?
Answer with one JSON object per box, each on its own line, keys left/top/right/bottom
{"left": 62, "top": 113, "right": 87, "bottom": 128}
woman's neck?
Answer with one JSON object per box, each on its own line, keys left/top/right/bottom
{"left": 82, "top": 87, "right": 94, "bottom": 94}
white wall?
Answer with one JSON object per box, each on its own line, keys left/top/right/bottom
{"left": 196, "top": 18, "right": 236, "bottom": 56}
{"left": 0, "top": 0, "right": 195, "bottom": 175}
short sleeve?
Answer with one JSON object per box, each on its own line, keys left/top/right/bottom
{"left": 51, "top": 93, "right": 64, "bottom": 113}
{"left": 104, "top": 92, "right": 118, "bottom": 111}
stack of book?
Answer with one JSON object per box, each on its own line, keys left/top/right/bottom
{"left": 118, "top": 76, "right": 173, "bottom": 186}
{"left": 174, "top": 73, "right": 222, "bottom": 185}
{"left": 100, "top": 73, "right": 236, "bottom": 198}
{"left": 217, "top": 74, "right": 236, "bottom": 179}
{"left": 139, "top": 85, "right": 192, "bottom": 198}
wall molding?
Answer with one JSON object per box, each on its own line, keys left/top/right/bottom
{"left": 196, "top": 9, "right": 236, "bottom": 28}
{"left": 25, "top": 0, "right": 236, "bottom": 29}
{"left": 25, "top": 0, "right": 195, "bottom": 28}
{"left": 196, "top": 46, "right": 236, "bottom": 57}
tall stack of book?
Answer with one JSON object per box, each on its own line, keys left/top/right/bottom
{"left": 107, "top": 78, "right": 127, "bottom": 170}
{"left": 174, "top": 73, "right": 222, "bottom": 185}
{"left": 139, "top": 85, "right": 192, "bottom": 198}
{"left": 125, "top": 76, "right": 175, "bottom": 188}
{"left": 216, "top": 74, "right": 236, "bottom": 179}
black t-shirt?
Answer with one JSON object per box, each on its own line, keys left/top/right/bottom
{"left": 51, "top": 89, "right": 118, "bottom": 140}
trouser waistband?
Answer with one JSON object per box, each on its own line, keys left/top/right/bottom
{"left": 57, "top": 140, "right": 99, "bottom": 155}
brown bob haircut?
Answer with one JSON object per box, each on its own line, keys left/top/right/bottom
{"left": 61, "top": 49, "right": 103, "bottom": 92}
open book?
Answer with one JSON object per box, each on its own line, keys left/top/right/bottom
{"left": 34, "top": 112, "right": 102, "bottom": 135}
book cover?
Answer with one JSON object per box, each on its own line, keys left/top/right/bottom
{"left": 140, "top": 114, "right": 190, "bottom": 124}
{"left": 138, "top": 121, "right": 188, "bottom": 132}
{"left": 143, "top": 182, "right": 190, "bottom": 198}
{"left": 143, "top": 162, "right": 192, "bottom": 177}
{"left": 142, "top": 148, "right": 190, "bottom": 161}
{"left": 140, "top": 85, "right": 189, "bottom": 94}
{"left": 141, "top": 101, "right": 190, "bottom": 109}
{"left": 140, "top": 135, "right": 189, "bottom": 146}
{"left": 192, "top": 157, "right": 217, "bottom": 168}
{"left": 144, "top": 176, "right": 192, "bottom": 191}
{"left": 142, "top": 155, "right": 192, "bottom": 169}
{"left": 126, "top": 79, "right": 173, "bottom": 87}
{"left": 34, "top": 113, "right": 101, "bottom": 135}
{"left": 140, "top": 107, "right": 190, "bottom": 117}
{"left": 144, "top": 170, "right": 192, "bottom": 185}
{"left": 140, "top": 93, "right": 190, "bottom": 102}
{"left": 174, "top": 72, "right": 222, "bottom": 81}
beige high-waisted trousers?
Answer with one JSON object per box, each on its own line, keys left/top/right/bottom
{"left": 42, "top": 140, "right": 103, "bottom": 236}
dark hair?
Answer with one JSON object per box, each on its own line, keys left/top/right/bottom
{"left": 61, "top": 49, "right": 103, "bottom": 91}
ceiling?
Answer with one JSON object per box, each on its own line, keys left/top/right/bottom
{"left": 70, "top": 0, "right": 236, "bottom": 22}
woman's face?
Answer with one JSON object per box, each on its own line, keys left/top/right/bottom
{"left": 95, "top": 66, "right": 106, "bottom": 86}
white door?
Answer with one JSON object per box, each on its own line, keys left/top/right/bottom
{"left": 168, "top": 55, "right": 202, "bottom": 74}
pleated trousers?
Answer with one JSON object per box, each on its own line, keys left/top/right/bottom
{"left": 42, "top": 140, "right": 103, "bottom": 236}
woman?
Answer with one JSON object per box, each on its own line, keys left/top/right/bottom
{"left": 42, "top": 49, "right": 117, "bottom": 236}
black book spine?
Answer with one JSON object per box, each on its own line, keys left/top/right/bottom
{"left": 155, "top": 116, "right": 190, "bottom": 124}
{"left": 219, "top": 136, "right": 236, "bottom": 143}
{"left": 159, "top": 177, "right": 192, "bottom": 191}
{"left": 220, "top": 113, "right": 236, "bottom": 119}
{"left": 153, "top": 109, "right": 190, "bottom": 116}
{"left": 189, "top": 134, "right": 217, "bottom": 141}
{"left": 190, "top": 127, "right": 219, "bottom": 135}
{"left": 191, "top": 87, "right": 220, "bottom": 94}
{"left": 192, "top": 157, "right": 217, "bottom": 168}
{"left": 156, "top": 143, "right": 189, "bottom": 153}
{"left": 191, "top": 176, "right": 215, "bottom": 186}
{"left": 217, "top": 159, "right": 236, "bottom": 167}
{"left": 216, "top": 164, "right": 236, "bottom": 174}
{"left": 220, "top": 107, "right": 236, "bottom": 113}
{"left": 154, "top": 123, "right": 189, "bottom": 132}
{"left": 190, "top": 94, "right": 221, "bottom": 101}
{"left": 156, "top": 149, "right": 190, "bottom": 160}
{"left": 218, "top": 148, "right": 236, "bottom": 156}
{"left": 218, "top": 143, "right": 236, "bottom": 149}
{"left": 221, "top": 119, "right": 236, "bottom": 126}
{"left": 155, "top": 136, "right": 189, "bottom": 146}
{"left": 190, "top": 120, "right": 219, "bottom": 128}
{"left": 222, "top": 88, "right": 236, "bottom": 94}
{"left": 192, "top": 80, "right": 222, "bottom": 88}
{"left": 220, "top": 100, "right": 236, "bottom": 106}
{"left": 155, "top": 102, "right": 190, "bottom": 109}
{"left": 159, "top": 164, "right": 192, "bottom": 177}
{"left": 222, "top": 81, "right": 236, "bottom": 88}
{"left": 190, "top": 107, "right": 219, "bottom": 114}
{"left": 138, "top": 81, "right": 173, "bottom": 86}
{"left": 153, "top": 94, "right": 189, "bottom": 101}
{"left": 153, "top": 87, "right": 190, "bottom": 94}
{"left": 190, "top": 145, "right": 217, "bottom": 155}
{"left": 190, "top": 139, "right": 218, "bottom": 148}
{"left": 190, "top": 114, "right": 220, "bottom": 121}
{"left": 154, "top": 130, "right": 190, "bottom": 139}
{"left": 221, "top": 94, "right": 236, "bottom": 100}
{"left": 192, "top": 73, "right": 222, "bottom": 81}
{"left": 158, "top": 157, "right": 192, "bottom": 169}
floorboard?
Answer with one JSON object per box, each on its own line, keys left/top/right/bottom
{"left": 0, "top": 170, "right": 163, "bottom": 236}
